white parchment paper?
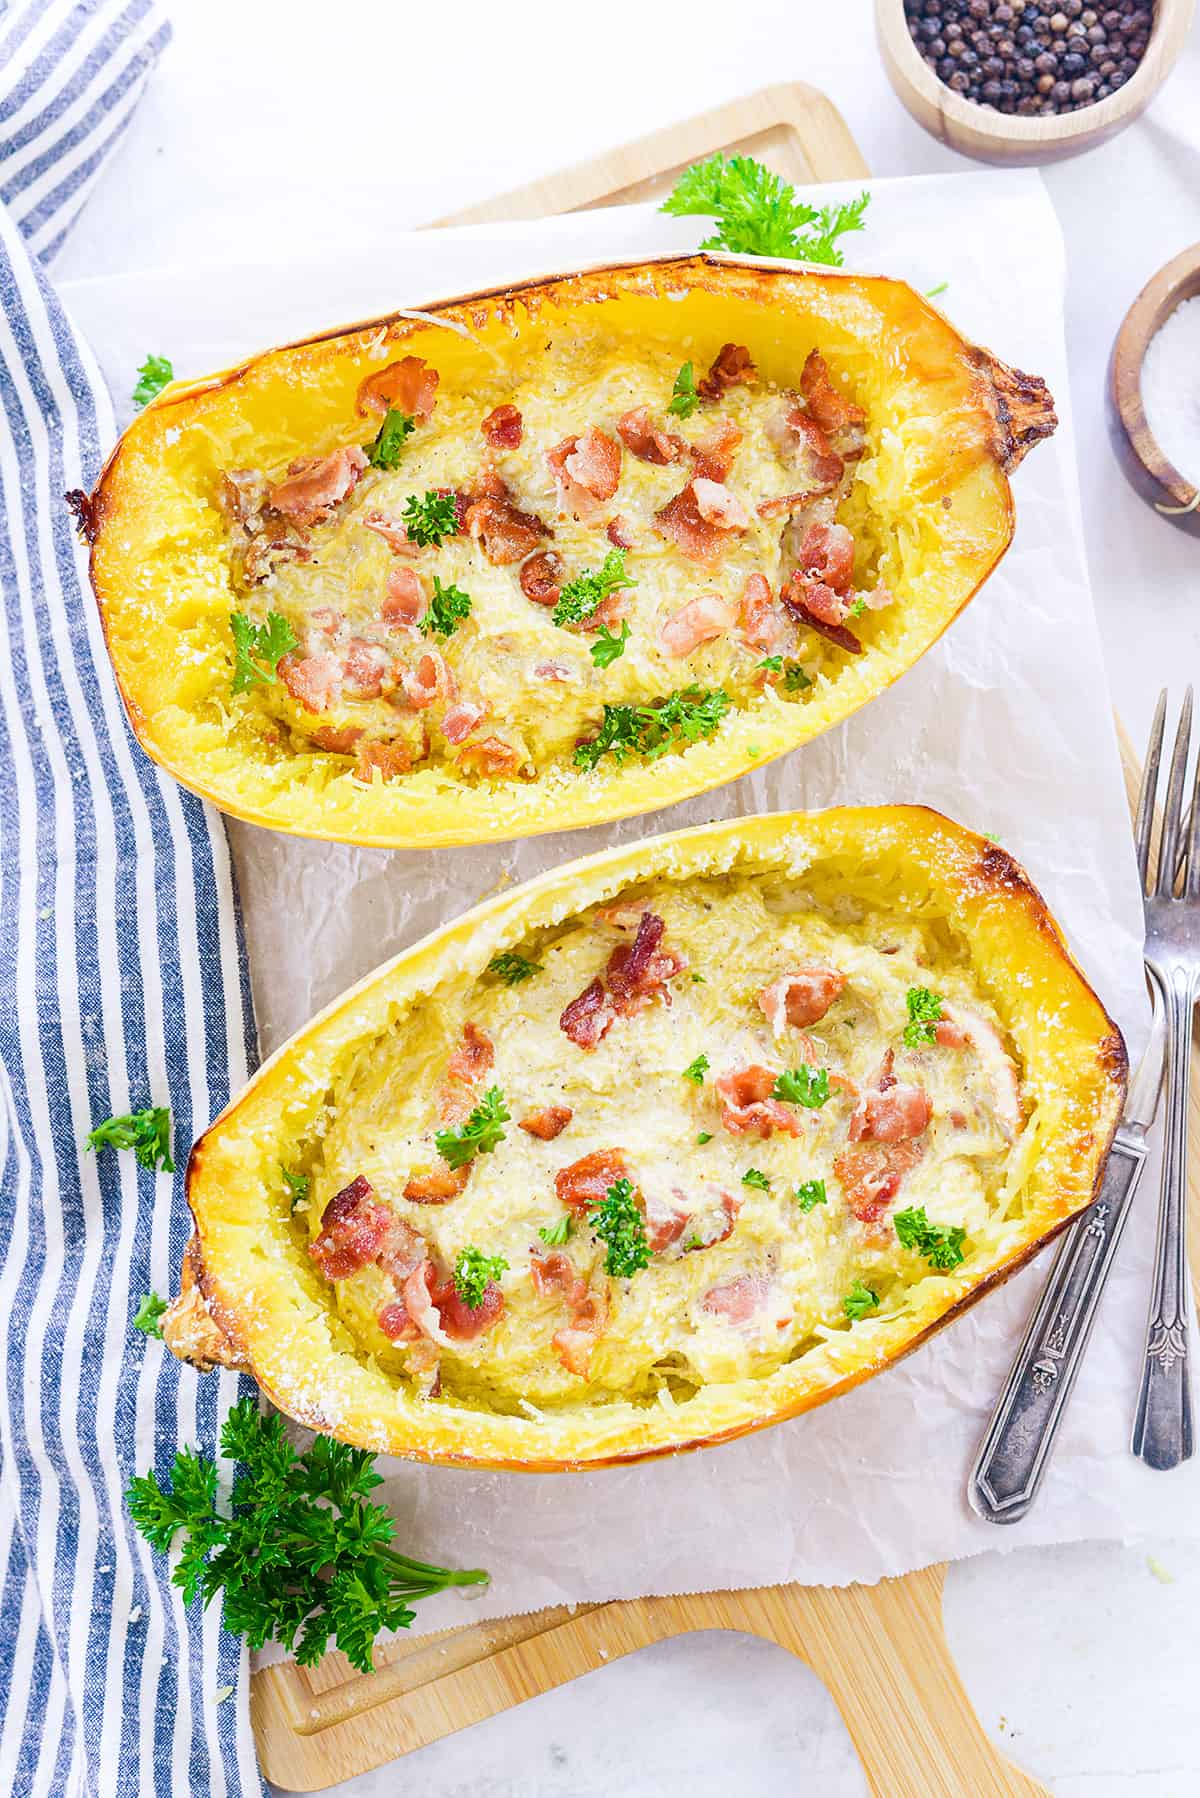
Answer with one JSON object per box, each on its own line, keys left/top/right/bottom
{"left": 62, "top": 170, "right": 1200, "bottom": 1635}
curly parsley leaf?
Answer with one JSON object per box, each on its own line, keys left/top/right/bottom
{"left": 742, "top": 1168, "right": 770, "bottom": 1191}
{"left": 230, "top": 610, "right": 299, "bottom": 695}
{"left": 574, "top": 686, "right": 731, "bottom": 771}
{"left": 682, "top": 1053, "right": 710, "bottom": 1085}
{"left": 401, "top": 490, "right": 460, "bottom": 547}
{"left": 421, "top": 576, "right": 472, "bottom": 638}
{"left": 454, "top": 1247, "right": 508, "bottom": 1309}
{"left": 538, "top": 1215, "right": 573, "bottom": 1247}
{"left": 86, "top": 1106, "right": 175, "bottom": 1173}
{"left": 894, "top": 1206, "right": 967, "bottom": 1271}
{"left": 281, "top": 1166, "right": 310, "bottom": 1211}
{"left": 434, "top": 1086, "right": 509, "bottom": 1170}
{"left": 588, "top": 1177, "right": 650, "bottom": 1279}
{"left": 488, "top": 952, "right": 541, "bottom": 986}
{"left": 661, "top": 155, "right": 871, "bottom": 265}
{"left": 667, "top": 361, "right": 700, "bottom": 420}
{"left": 590, "top": 620, "right": 631, "bottom": 670}
{"left": 126, "top": 1397, "right": 487, "bottom": 1673}
{"left": 132, "top": 354, "right": 174, "bottom": 409}
{"left": 843, "top": 1280, "right": 880, "bottom": 1321}
{"left": 553, "top": 549, "right": 635, "bottom": 629}
{"left": 795, "top": 1179, "right": 827, "bottom": 1213}
{"left": 903, "top": 986, "right": 945, "bottom": 1049}
{"left": 772, "top": 1065, "right": 830, "bottom": 1108}
{"left": 365, "top": 408, "right": 415, "bottom": 470}
{"left": 783, "top": 661, "right": 813, "bottom": 692}
{"left": 133, "top": 1291, "right": 167, "bottom": 1337}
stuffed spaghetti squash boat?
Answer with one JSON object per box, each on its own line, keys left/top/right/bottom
{"left": 85, "top": 257, "right": 1055, "bottom": 848}
{"left": 167, "top": 808, "right": 1125, "bottom": 1470}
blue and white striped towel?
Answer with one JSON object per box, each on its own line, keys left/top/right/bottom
{"left": 0, "top": 5, "right": 265, "bottom": 1792}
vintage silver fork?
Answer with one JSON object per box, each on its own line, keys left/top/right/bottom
{"left": 1131, "top": 688, "right": 1197, "bottom": 1471}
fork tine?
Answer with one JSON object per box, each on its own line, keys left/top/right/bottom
{"left": 1156, "top": 687, "right": 1193, "bottom": 897}
{"left": 1135, "top": 689, "right": 1167, "bottom": 895}
{"left": 1186, "top": 728, "right": 1200, "bottom": 896}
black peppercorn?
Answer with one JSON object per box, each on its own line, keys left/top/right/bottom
{"left": 1037, "top": 70, "right": 1055, "bottom": 89}
{"left": 1062, "top": 50, "right": 1087, "bottom": 73}
{"left": 903, "top": 0, "right": 1152, "bottom": 116}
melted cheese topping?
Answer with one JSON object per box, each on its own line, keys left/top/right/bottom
{"left": 231, "top": 336, "right": 884, "bottom": 773}
{"left": 301, "top": 873, "right": 1023, "bottom": 1415}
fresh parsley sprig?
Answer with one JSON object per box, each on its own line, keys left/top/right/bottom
{"left": 553, "top": 550, "right": 635, "bottom": 630}
{"left": 454, "top": 1247, "right": 508, "bottom": 1309}
{"left": 230, "top": 610, "right": 299, "bottom": 695}
{"left": 86, "top": 1106, "right": 175, "bottom": 1173}
{"left": 795, "top": 1180, "right": 827, "bottom": 1213}
{"left": 421, "top": 576, "right": 471, "bottom": 638}
{"left": 682, "top": 1053, "right": 710, "bottom": 1084}
{"left": 894, "top": 1206, "right": 967, "bottom": 1272}
{"left": 588, "top": 1177, "right": 650, "bottom": 1279}
{"left": 281, "top": 1166, "right": 310, "bottom": 1212}
{"left": 133, "top": 1291, "right": 168, "bottom": 1337}
{"left": 662, "top": 155, "right": 870, "bottom": 265}
{"left": 590, "top": 620, "right": 630, "bottom": 670}
{"left": 667, "top": 362, "right": 700, "bottom": 420}
{"left": 538, "top": 1215, "right": 572, "bottom": 1247}
{"left": 488, "top": 952, "right": 541, "bottom": 986}
{"left": 401, "top": 490, "right": 460, "bottom": 547}
{"left": 843, "top": 1280, "right": 880, "bottom": 1321}
{"left": 742, "top": 1168, "right": 770, "bottom": 1191}
{"left": 126, "top": 1398, "right": 487, "bottom": 1673}
{"left": 903, "top": 987, "right": 945, "bottom": 1049}
{"left": 132, "top": 354, "right": 174, "bottom": 409}
{"left": 365, "top": 408, "right": 415, "bottom": 470}
{"left": 434, "top": 1085, "right": 509, "bottom": 1169}
{"left": 772, "top": 1066, "right": 830, "bottom": 1108}
{"left": 574, "top": 686, "right": 731, "bottom": 772}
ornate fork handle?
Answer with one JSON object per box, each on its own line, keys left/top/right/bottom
{"left": 1132, "top": 968, "right": 1195, "bottom": 1471}
{"left": 970, "top": 1133, "right": 1149, "bottom": 1523}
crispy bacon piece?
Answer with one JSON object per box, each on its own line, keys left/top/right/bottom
{"left": 431, "top": 1271, "right": 506, "bottom": 1340}
{"left": 756, "top": 487, "right": 828, "bottom": 521}
{"left": 758, "top": 968, "right": 846, "bottom": 1031}
{"left": 395, "top": 1262, "right": 453, "bottom": 1347}
{"left": 519, "top": 549, "right": 564, "bottom": 606}
{"left": 616, "top": 406, "right": 685, "bottom": 465}
{"left": 655, "top": 481, "right": 738, "bottom": 569}
{"left": 403, "top": 1164, "right": 470, "bottom": 1204}
{"left": 519, "top": 1105, "right": 573, "bottom": 1141}
{"left": 356, "top": 737, "right": 423, "bottom": 781}
{"left": 466, "top": 492, "right": 550, "bottom": 566}
{"left": 935, "top": 1005, "right": 1022, "bottom": 1135}
{"left": 716, "top": 1065, "right": 803, "bottom": 1139}
{"left": 658, "top": 593, "right": 733, "bottom": 658}
{"left": 402, "top": 648, "right": 455, "bottom": 709}
{"left": 447, "top": 1020, "right": 494, "bottom": 1086}
{"left": 764, "top": 405, "right": 844, "bottom": 495}
{"left": 690, "top": 419, "right": 743, "bottom": 483}
{"left": 363, "top": 510, "right": 419, "bottom": 555}
{"left": 606, "top": 515, "right": 634, "bottom": 550}
{"left": 310, "top": 1177, "right": 390, "bottom": 1279}
{"left": 441, "top": 700, "right": 485, "bottom": 745}
{"left": 530, "top": 1249, "right": 583, "bottom": 1300}
{"left": 268, "top": 446, "right": 367, "bottom": 529}
{"left": 547, "top": 428, "right": 622, "bottom": 519}
{"left": 481, "top": 403, "right": 523, "bottom": 449}
{"left": 701, "top": 1272, "right": 770, "bottom": 1325}
{"left": 457, "top": 735, "right": 523, "bottom": 777}
{"left": 799, "top": 349, "right": 865, "bottom": 442}
{"left": 560, "top": 977, "right": 615, "bottom": 1049}
{"left": 848, "top": 1050, "right": 932, "bottom": 1144}
{"left": 311, "top": 724, "right": 363, "bottom": 754}
{"left": 737, "top": 572, "right": 785, "bottom": 652}
{"left": 834, "top": 1139, "right": 924, "bottom": 1224}
{"left": 382, "top": 565, "right": 424, "bottom": 627}
{"left": 780, "top": 573, "right": 862, "bottom": 655}
{"left": 796, "top": 520, "right": 855, "bottom": 592}
{"left": 697, "top": 343, "right": 756, "bottom": 402}
{"left": 341, "top": 638, "right": 392, "bottom": 699}
{"left": 555, "top": 1147, "right": 629, "bottom": 1217}
{"left": 533, "top": 659, "right": 578, "bottom": 684}
{"left": 218, "top": 467, "right": 268, "bottom": 530}
{"left": 357, "top": 355, "right": 438, "bottom": 421}
{"left": 606, "top": 912, "right": 686, "bottom": 1013}
{"left": 278, "top": 652, "right": 341, "bottom": 713}
{"left": 692, "top": 478, "right": 750, "bottom": 531}
{"left": 554, "top": 1287, "right": 608, "bottom": 1375}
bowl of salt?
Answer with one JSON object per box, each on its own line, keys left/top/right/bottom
{"left": 1110, "top": 242, "right": 1200, "bottom": 536}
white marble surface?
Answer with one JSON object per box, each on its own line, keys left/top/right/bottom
{"left": 54, "top": 0, "right": 1200, "bottom": 1790}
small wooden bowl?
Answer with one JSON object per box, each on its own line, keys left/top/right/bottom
{"left": 1109, "top": 242, "right": 1200, "bottom": 536}
{"left": 876, "top": 0, "right": 1195, "bottom": 165}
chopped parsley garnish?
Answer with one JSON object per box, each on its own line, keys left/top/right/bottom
{"left": 434, "top": 1085, "right": 509, "bottom": 1169}
{"left": 849, "top": 597, "right": 867, "bottom": 618}
{"left": 894, "top": 1206, "right": 967, "bottom": 1271}
{"left": 661, "top": 155, "right": 870, "bottom": 265}
{"left": 132, "top": 354, "right": 174, "bottom": 408}
{"left": 281, "top": 1166, "right": 310, "bottom": 1211}
{"left": 454, "top": 1247, "right": 509, "bottom": 1309}
{"left": 126, "top": 1396, "right": 487, "bottom": 1673}
{"left": 925, "top": 280, "right": 949, "bottom": 299}
{"left": 682, "top": 1053, "right": 710, "bottom": 1084}
{"left": 692, "top": 973, "right": 707, "bottom": 984}
{"left": 365, "top": 407, "right": 415, "bottom": 470}
{"left": 488, "top": 952, "right": 541, "bottom": 985}
{"left": 401, "top": 490, "right": 460, "bottom": 547}
{"left": 758, "top": 655, "right": 783, "bottom": 673}
{"left": 133, "top": 1291, "right": 167, "bottom": 1337}
{"left": 574, "top": 686, "right": 731, "bottom": 771}
{"left": 784, "top": 661, "right": 812, "bottom": 692}
{"left": 86, "top": 1106, "right": 175, "bottom": 1173}
{"left": 667, "top": 361, "right": 700, "bottom": 420}
{"left": 903, "top": 986, "right": 945, "bottom": 1049}
{"left": 230, "top": 610, "right": 299, "bottom": 694}
{"left": 696, "top": 1131, "right": 713, "bottom": 1145}
{"left": 682, "top": 1234, "right": 704, "bottom": 1251}
{"left": 587, "top": 1177, "right": 650, "bottom": 1279}
{"left": 795, "top": 1179, "right": 827, "bottom": 1213}
{"left": 421, "top": 575, "right": 472, "bottom": 638}
{"left": 552, "top": 549, "right": 635, "bottom": 629}
{"left": 772, "top": 1065, "right": 830, "bottom": 1108}
{"left": 843, "top": 1281, "right": 880, "bottom": 1321}
{"left": 538, "top": 1215, "right": 573, "bottom": 1247}
{"left": 742, "top": 1168, "right": 770, "bottom": 1191}
{"left": 590, "top": 620, "right": 631, "bottom": 669}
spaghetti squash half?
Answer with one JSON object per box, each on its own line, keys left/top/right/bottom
{"left": 168, "top": 808, "right": 1125, "bottom": 1470}
{"left": 84, "top": 256, "right": 1055, "bottom": 848}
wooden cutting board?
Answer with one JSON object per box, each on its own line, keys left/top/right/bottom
{"left": 251, "top": 85, "right": 1198, "bottom": 1797}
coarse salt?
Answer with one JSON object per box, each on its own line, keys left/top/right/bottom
{"left": 1139, "top": 296, "right": 1200, "bottom": 489}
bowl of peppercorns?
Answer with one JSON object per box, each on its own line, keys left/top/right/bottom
{"left": 877, "top": 0, "right": 1194, "bottom": 161}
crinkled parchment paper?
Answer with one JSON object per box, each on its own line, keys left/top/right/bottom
{"left": 63, "top": 170, "right": 1200, "bottom": 1636}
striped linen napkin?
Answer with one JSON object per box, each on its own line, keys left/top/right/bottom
{"left": 0, "top": 4, "right": 264, "bottom": 1792}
